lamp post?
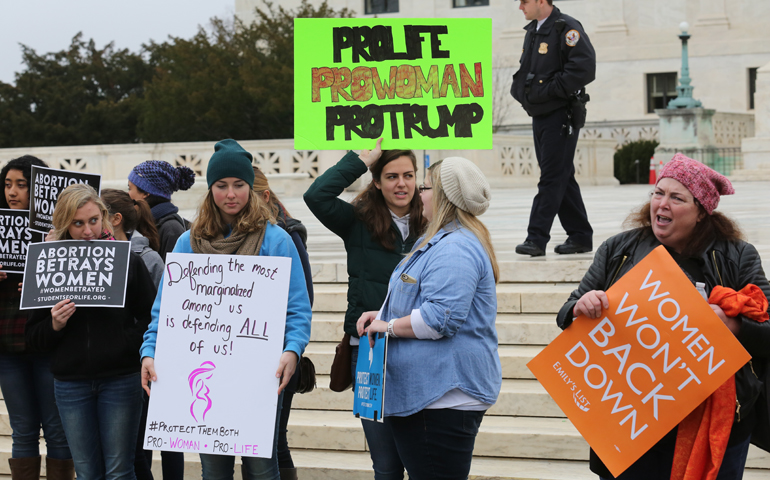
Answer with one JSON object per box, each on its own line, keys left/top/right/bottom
{"left": 668, "top": 22, "right": 703, "bottom": 109}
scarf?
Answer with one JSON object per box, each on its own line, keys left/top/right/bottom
{"left": 190, "top": 226, "right": 266, "bottom": 257}
{"left": 150, "top": 202, "right": 179, "bottom": 223}
{"left": 670, "top": 284, "right": 768, "bottom": 480}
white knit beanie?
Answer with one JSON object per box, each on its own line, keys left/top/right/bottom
{"left": 439, "top": 157, "right": 491, "bottom": 216}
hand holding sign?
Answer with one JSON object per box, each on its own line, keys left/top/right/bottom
{"left": 359, "top": 138, "right": 384, "bottom": 169}
{"left": 51, "top": 299, "right": 76, "bottom": 331}
{"left": 574, "top": 290, "right": 610, "bottom": 319}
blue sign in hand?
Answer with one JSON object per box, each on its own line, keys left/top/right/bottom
{"left": 353, "top": 332, "right": 388, "bottom": 422}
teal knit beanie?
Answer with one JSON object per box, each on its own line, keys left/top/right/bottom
{"left": 206, "top": 139, "right": 255, "bottom": 189}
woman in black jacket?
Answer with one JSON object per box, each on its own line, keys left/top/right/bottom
{"left": 559, "top": 154, "right": 770, "bottom": 480}
{"left": 26, "top": 184, "right": 156, "bottom": 480}
{"left": 127, "top": 160, "right": 193, "bottom": 480}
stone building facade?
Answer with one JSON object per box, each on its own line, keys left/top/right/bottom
{"left": 237, "top": 0, "right": 765, "bottom": 148}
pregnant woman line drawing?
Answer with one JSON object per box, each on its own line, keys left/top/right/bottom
{"left": 188, "top": 361, "right": 216, "bottom": 423}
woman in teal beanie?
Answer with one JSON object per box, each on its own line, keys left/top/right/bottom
{"left": 140, "top": 139, "right": 312, "bottom": 480}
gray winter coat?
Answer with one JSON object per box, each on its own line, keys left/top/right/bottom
{"left": 130, "top": 231, "right": 163, "bottom": 289}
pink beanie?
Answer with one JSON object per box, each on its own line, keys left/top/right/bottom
{"left": 657, "top": 153, "right": 734, "bottom": 214}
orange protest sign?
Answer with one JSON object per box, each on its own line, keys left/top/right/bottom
{"left": 528, "top": 245, "right": 751, "bottom": 477}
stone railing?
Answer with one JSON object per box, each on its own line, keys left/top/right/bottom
{"left": 0, "top": 140, "right": 345, "bottom": 181}
{"left": 0, "top": 135, "right": 618, "bottom": 192}
{"left": 500, "top": 119, "right": 659, "bottom": 150}
{"left": 0, "top": 140, "right": 348, "bottom": 198}
{"left": 422, "top": 135, "right": 618, "bottom": 188}
{"left": 712, "top": 112, "right": 755, "bottom": 148}
{"left": 500, "top": 112, "right": 755, "bottom": 152}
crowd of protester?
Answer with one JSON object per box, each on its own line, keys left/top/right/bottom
{"left": 0, "top": 140, "right": 766, "bottom": 480}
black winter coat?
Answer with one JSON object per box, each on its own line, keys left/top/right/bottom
{"left": 556, "top": 228, "right": 770, "bottom": 476}
{"left": 511, "top": 6, "right": 596, "bottom": 117}
{"left": 25, "top": 251, "right": 156, "bottom": 381}
{"left": 156, "top": 212, "right": 188, "bottom": 262}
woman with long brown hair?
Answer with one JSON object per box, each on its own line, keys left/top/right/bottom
{"left": 304, "top": 139, "right": 426, "bottom": 479}
{"left": 140, "top": 140, "right": 312, "bottom": 480}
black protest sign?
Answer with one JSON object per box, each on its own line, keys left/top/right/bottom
{"left": 20, "top": 240, "right": 131, "bottom": 309}
{"left": 29, "top": 166, "right": 102, "bottom": 234}
{"left": 0, "top": 209, "right": 44, "bottom": 273}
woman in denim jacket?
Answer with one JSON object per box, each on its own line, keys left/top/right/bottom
{"left": 357, "top": 157, "right": 502, "bottom": 480}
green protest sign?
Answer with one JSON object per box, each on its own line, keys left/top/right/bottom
{"left": 294, "top": 18, "right": 492, "bottom": 150}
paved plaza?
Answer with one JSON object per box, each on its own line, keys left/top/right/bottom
{"left": 218, "top": 180, "right": 770, "bottom": 266}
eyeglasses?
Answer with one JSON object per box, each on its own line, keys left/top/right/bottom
{"left": 418, "top": 185, "right": 432, "bottom": 194}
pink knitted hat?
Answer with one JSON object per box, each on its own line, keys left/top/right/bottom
{"left": 657, "top": 153, "right": 734, "bottom": 214}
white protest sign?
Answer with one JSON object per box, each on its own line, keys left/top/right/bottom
{"left": 145, "top": 253, "right": 291, "bottom": 458}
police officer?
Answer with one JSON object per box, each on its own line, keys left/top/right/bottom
{"left": 511, "top": 0, "right": 595, "bottom": 257}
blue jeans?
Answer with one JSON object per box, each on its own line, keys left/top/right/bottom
{"left": 351, "top": 345, "right": 405, "bottom": 480}
{"left": 199, "top": 392, "right": 283, "bottom": 480}
{"left": 55, "top": 373, "right": 143, "bottom": 480}
{"left": 600, "top": 434, "right": 752, "bottom": 480}
{"left": 387, "top": 409, "right": 484, "bottom": 480}
{"left": 0, "top": 353, "right": 70, "bottom": 459}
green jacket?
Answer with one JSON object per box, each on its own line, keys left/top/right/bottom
{"left": 304, "top": 151, "right": 418, "bottom": 337}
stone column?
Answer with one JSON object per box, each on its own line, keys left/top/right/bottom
{"left": 695, "top": 0, "right": 730, "bottom": 29}
{"left": 753, "top": 64, "right": 770, "bottom": 139}
{"left": 739, "top": 62, "right": 770, "bottom": 178}
{"left": 595, "top": 0, "right": 628, "bottom": 35}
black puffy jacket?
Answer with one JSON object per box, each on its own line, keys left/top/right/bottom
{"left": 511, "top": 6, "right": 596, "bottom": 118}
{"left": 556, "top": 227, "right": 770, "bottom": 476}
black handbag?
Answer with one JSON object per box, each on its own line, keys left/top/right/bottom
{"left": 296, "top": 356, "right": 316, "bottom": 394}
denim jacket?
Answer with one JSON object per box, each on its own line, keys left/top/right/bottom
{"left": 382, "top": 224, "right": 502, "bottom": 417}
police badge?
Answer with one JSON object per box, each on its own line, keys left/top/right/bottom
{"left": 539, "top": 42, "right": 548, "bottom": 54}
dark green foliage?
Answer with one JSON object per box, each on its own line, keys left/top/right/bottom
{"left": 613, "top": 140, "right": 659, "bottom": 184}
{"left": 0, "top": 1, "right": 353, "bottom": 147}
{"left": 0, "top": 34, "right": 152, "bottom": 148}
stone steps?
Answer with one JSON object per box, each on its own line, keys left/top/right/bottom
{"left": 310, "top": 259, "right": 593, "bottom": 284}
{"left": 288, "top": 449, "right": 770, "bottom": 480}
{"left": 293, "top": 376, "right": 564, "bottom": 418}
{"left": 304, "top": 342, "right": 544, "bottom": 380}
{"left": 309, "top": 312, "right": 562, "bottom": 345}
{"left": 312, "top": 283, "right": 578, "bottom": 315}
{"left": 282, "top": 410, "right": 770, "bottom": 469}
{"left": 285, "top": 409, "right": 587, "bottom": 459}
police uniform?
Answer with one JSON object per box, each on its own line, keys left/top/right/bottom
{"left": 511, "top": 6, "right": 596, "bottom": 255}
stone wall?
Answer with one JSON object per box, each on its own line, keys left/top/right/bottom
{"left": 0, "top": 136, "right": 617, "bottom": 193}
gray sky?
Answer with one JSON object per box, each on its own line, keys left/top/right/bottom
{"left": 0, "top": 0, "right": 236, "bottom": 85}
